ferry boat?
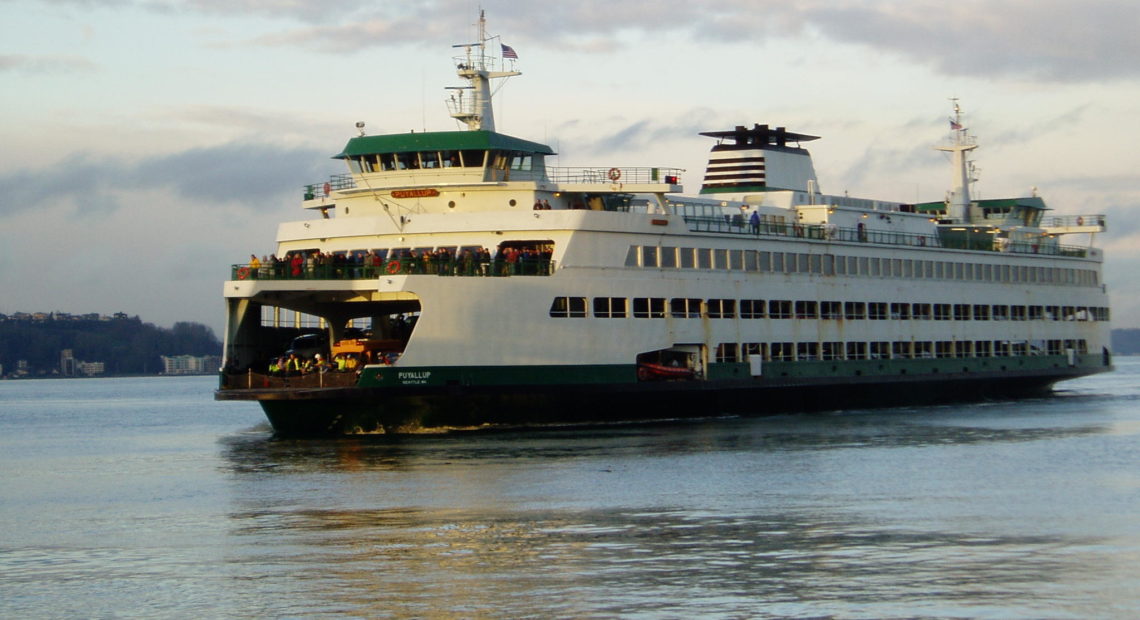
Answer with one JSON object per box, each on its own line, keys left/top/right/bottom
{"left": 216, "top": 14, "right": 1112, "bottom": 436}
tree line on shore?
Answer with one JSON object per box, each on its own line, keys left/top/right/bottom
{"left": 0, "top": 315, "right": 220, "bottom": 376}
{"left": 1112, "top": 329, "right": 1140, "bottom": 356}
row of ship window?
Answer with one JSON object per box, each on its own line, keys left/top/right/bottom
{"left": 625, "top": 245, "right": 1099, "bottom": 287}
{"left": 713, "top": 340, "right": 1090, "bottom": 363}
{"left": 551, "top": 297, "right": 1110, "bottom": 322}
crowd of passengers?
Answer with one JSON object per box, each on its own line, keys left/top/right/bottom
{"left": 266, "top": 350, "right": 399, "bottom": 377}
{"left": 243, "top": 245, "right": 553, "bottom": 279}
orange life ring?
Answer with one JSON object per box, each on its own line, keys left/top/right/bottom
{"left": 607, "top": 167, "right": 622, "bottom": 182}
{"left": 386, "top": 260, "right": 402, "bottom": 274}
{"left": 236, "top": 266, "right": 250, "bottom": 280}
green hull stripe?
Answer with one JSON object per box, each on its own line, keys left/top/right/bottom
{"left": 357, "top": 354, "right": 1102, "bottom": 388}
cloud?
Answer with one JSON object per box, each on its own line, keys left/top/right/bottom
{"left": 0, "top": 141, "right": 334, "bottom": 217}
{"left": 241, "top": 0, "right": 1140, "bottom": 83}
{"left": 803, "top": 0, "right": 1140, "bottom": 82}
{"left": 0, "top": 54, "right": 97, "bottom": 75}
{"left": 30, "top": 0, "right": 1138, "bottom": 81}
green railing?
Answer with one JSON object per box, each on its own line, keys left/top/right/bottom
{"left": 232, "top": 258, "right": 555, "bottom": 281}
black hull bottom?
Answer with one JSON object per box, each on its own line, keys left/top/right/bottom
{"left": 252, "top": 367, "right": 1100, "bottom": 437}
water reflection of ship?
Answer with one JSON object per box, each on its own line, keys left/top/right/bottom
{"left": 219, "top": 409, "right": 1104, "bottom": 475}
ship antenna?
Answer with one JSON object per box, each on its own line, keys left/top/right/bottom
{"left": 445, "top": 10, "right": 520, "bottom": 132}
{"left": 934, "top": 97, "right": 978, "bottom": 222}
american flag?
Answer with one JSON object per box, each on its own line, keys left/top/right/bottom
{"left": 949, "top": 118, "right": 963, "bottom": 130}
{"left": 501, "top": 44, "right": 519, "bottom": 60}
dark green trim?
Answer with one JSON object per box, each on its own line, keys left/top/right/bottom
{"left": 334, "top": 130, "right": 555, "bottom": 159}
{"left": 358, "top": 364, "right": 631, "bottom": 388}
{"left": 357, "top": 354, "right": 1100, "bottom": 389}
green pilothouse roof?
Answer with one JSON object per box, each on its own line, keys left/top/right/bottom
{"left": 334, "top": 130, "right": 555, "bottom": 159}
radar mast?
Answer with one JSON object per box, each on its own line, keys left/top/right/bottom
{"left": 446, "top": 10, "right": 520, "bottom": 132}
{"left": 934, "top": 99, "right": 978, "bottom": 222}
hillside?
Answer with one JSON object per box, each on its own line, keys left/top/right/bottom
{"left": 0, "top": 313, "right": 220, "bottom": 377}
{"left": 1112, "top": 328, "right": 1140, "bottom": 356}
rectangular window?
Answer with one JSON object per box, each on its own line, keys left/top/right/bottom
{"left": 697, "top": 248, "right": 712, "bottom": 269}
{"left": 670, "top": 298, "right": 702, "bottom": 319}
{"left": 729, "top": 249, "right": 744, "bottom": 271}
{"left": 934, "top": 304, "right": 952, "bottom": 321}
{"left": 973, "top": 304, "right": 990, "bottom": 320}
{"left": 549, "top": 296, "right": 587, "bottom": 318}
{"left": 912, "top": 303, "right": 932, "bottom": 320}
{"left": 844, "top": 301, "right": 866, "bottom": 320}
{"left": 707, "top": 299, "right": 736, "bottom": 319}
{"left": 771, "top": 342, "right": 795, "bottom": 361}
{"left": 870, "top": 342, "right": 890, "bottom": 359}
{"left": 744, "top": 250, "right": 759, "bottom": 272}
{"left": 993, "top": 305, "right": 1009, "bottom": 321}
{"left": 679, "top": 247, "right": 696, "bottom": 269}
{"left": 868, "top": 302, "right": 888, "bottom": 320}
{"left": 770, "top": 300, "right": 792, "bottom": 319}
{"left": 846, "top": 341, "right": 867, "bottom": 360}
{"left": 714, "top": 248, "right": 729, "bottom": 270}
{"left": 1011, "top": 305, "right": 1027, "bottom": 321}
{"left": 915, "top": 341, "right": 934, "bottom": 358}
{"left": 954, "top": 304, "right": 971, "bottom": 321}
{"left": 797, "top": 342, "right": 819, "bottom": 361}
{"left": 936, "top": 341, "right": 954, "bottom": 358}
{"left": 660, "top": 246, "right": 677, "bottom": 268}
{"left": 821, "top": 341, "right": 843, "bottom": 360}
{"left": 759, "top": 251, "right": 771, "bottom": 272}
{"left": 975, "top": 340, "right": 993, "bottom": 357}
{"left": 892, "top": 341, "right": 912, "bottom": 359}
{"left": 794, "top": 300, "right": 818, "bottom": 319}
{"left": 821, "top": 301, "right": 842, "bottom": 320}
{"left": 740, "top": 299, "right": 766, "bottom": 319}
{"left": 890, "top": 303, "right": 910, "bottom": 320}
{"left": 593, "top": 297, "right": 627, "bottom": 318}
{"left": 641, "top": 246, "right": 658, "bottom": 267}
{"left": 715, "top": 343, "right": 739, "bottom": 363}
{"left": 632, "top": 297, "right": 666, "bottom": 318}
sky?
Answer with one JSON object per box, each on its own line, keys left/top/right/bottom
{"left": 2, "top": 0, "right": 1139, "bottom": 337}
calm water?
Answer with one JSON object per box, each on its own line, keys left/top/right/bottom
{"left": 2, "top": 362, "right": 1139, "bottom": 619}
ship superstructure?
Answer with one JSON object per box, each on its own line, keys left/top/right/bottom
{"left": 216, "top": 16, "right": 1111, "bottom": 436}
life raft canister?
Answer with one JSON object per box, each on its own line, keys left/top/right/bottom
{"left": 386, "top": 260, "right": 402, "bottom": 274}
